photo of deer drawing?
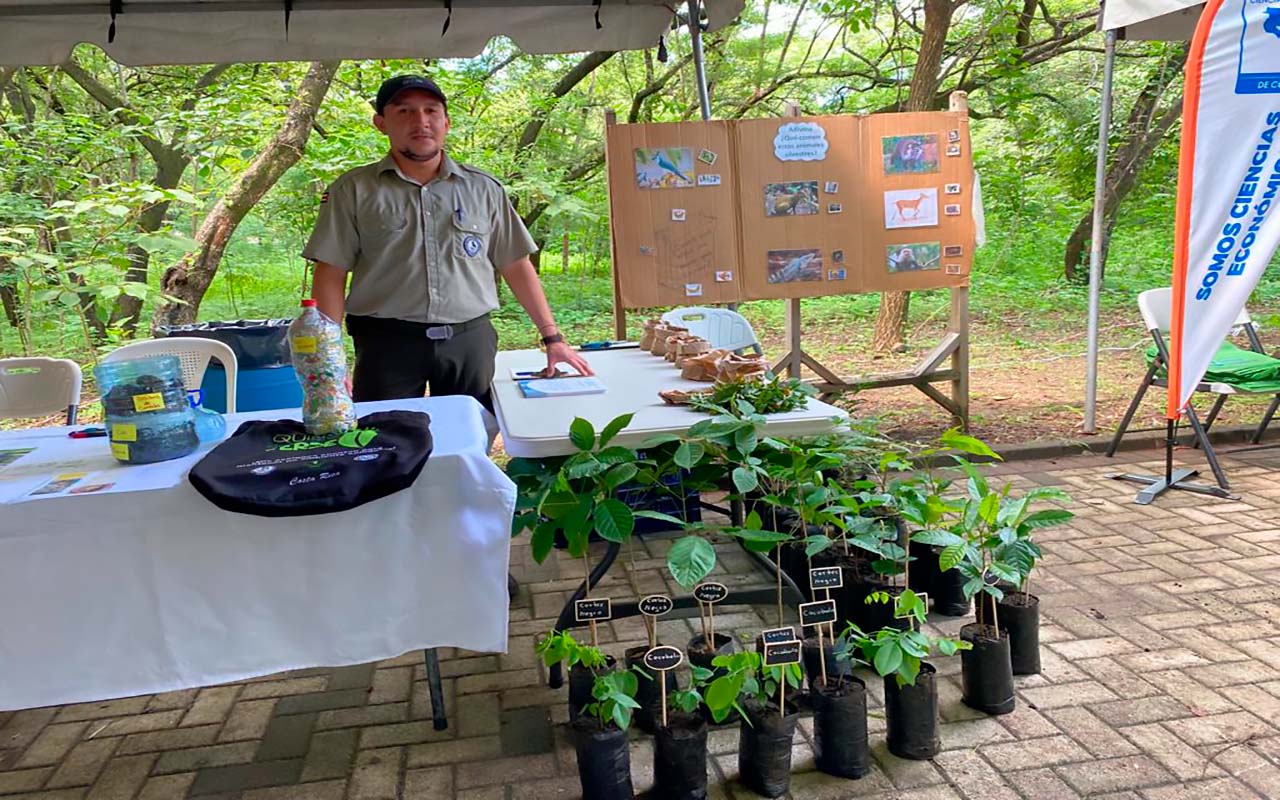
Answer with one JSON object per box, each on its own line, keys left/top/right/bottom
{"left": 883, "top": 188, "right": 939, "bottom": 229}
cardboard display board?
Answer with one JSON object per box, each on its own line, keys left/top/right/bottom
{"left": 606, "top": 111, "right": 975, "bottom": 308}
{"left": 605, "top": 121, "right": 741, "bottom": 308}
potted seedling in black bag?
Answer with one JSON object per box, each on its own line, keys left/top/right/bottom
{"left": 809, "top": 628, "right": 872, "bottom": 780}
{"left": 853, "top": 590, "right": 969, "bottom": 760}
{"left": 647, "top": 653, "right": 711, "bottom": 800}
{"left": 572, "top": 669, "right": 640, "bottom": 800}
{"left": 704, "top": 647, "right": 802, "bottom": 798}
{"left": 627, "top": 594, "right": 679, "bottom": 734}
{"left": 536, "top": 630, "right": 615, "bottom": 721}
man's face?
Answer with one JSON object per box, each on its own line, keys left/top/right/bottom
{"left": 374, "top": 89, "right": 449, "bottom": 163}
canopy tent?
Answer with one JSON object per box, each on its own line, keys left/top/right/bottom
{"left": 1083, "top": 0, "right": 1198, "bottom": 433}
{"left": 0, "top": 0, "right": 742, "bottom": 66}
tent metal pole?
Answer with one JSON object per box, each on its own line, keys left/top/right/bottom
{"left": 687, "top": 0, "right": 711, "bottom": 120}
{"left": 1084, "top": 29, "right": 1118, "bottom": 434}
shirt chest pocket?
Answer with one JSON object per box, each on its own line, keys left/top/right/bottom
{"left": 450, "top": 216, "right": 489, "bottom": 262}
{"left": 357, "top": 209, "right": 408, "bottom": 245}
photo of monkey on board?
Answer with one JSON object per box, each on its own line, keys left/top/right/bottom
{"left": 886, "top": 242, "right": 941, "bottom": 273}
{"left": 882, "top": 134, "right": 940, "bottom": 175}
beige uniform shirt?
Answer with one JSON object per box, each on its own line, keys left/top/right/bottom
{"left": 302, "top": 153, "right": 537, "bottom": 324}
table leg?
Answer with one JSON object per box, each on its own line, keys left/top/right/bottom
{"left": 423, "top": 648, "right": 448, "bottom": 731}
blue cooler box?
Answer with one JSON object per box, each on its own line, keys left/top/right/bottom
{"left": 160, "top": 319, "right": 304, "bottom": 413}
{"left": 201, "top": 363, "right": 303, "bottom": 413}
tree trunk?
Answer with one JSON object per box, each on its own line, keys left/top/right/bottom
{"left": 62, "top": 60, "right": 230, "bottom": 334}
{"left": 1063, "top": 46, "right": 1188, "bottom": 281}
{"left": 152, "top": 62, "right": 338, "bottom": 330}
{"left": 113, "top": 153, "right": 187, "bottom": 331}
{"left": 872, "top": 0, "right": 957, "bottom": 354}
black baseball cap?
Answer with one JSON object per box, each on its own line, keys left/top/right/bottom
{"left": 373, "top": 75, "right": 448, "bottom": 115}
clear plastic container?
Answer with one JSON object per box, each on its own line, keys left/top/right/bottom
{"left": 288, "top": 299, "right": 356, "bottom": 435}
{"left": 94, "top": 355, "right": 199, "bottom": 464}
{"left": 187, "top": 389, "right": 227, "bottom": 443}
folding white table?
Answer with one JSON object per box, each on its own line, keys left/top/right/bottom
{"left": 0, "top": 396, "right": 514, "bottom": 727}
{"left": 492, "top": 347, "right": 849, "bottom": 457}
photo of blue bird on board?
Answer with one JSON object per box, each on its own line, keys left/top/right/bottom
{"left": 634, "top": 147, "right": 695, "bottom": 189}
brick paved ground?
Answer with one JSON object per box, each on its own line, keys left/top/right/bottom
{"left": 6, "top": 444, "right": 1280, "bottom": 799}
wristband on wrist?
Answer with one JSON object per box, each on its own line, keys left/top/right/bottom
{"left": 541, "top": 333, "right": 565, "bottom": 346}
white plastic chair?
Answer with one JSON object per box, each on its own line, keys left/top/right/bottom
{"left": 102, "top": 337, "right": 239, "bottom": 413}
{"left": 0, "top": 357, "right": 83, "bottom": 424}
{"left": 1107, "top": 287, "right": 1280, "bottom": 490}
{"left": 660, "top": 307, "right": 762, "bottom": 355}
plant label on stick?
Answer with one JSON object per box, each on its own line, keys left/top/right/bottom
{"left": 761, "top": 626, "right": 797, "bottom": 644}
{"left": 639, "top": 594, "right": 674, "bottom": 617}
{"left": 762, "top": 639, "right": 802, "bottom": 719}
{"left": 644, "top": 645, "right": 684, "bottom": 728}
{"left": 694, "top": 581, "right": 728, "bottom": 649}
{"left": 799, "top": 599, "right": 838, "bottom": 628}
{"left": 693, "top": 582, "right": 728, "bottom": 604}
{"left": 574, "top": 598, "right": 612, "bottom": 623}
{"left": 643, "top": 645, "right": 684, "bottom": 672}
{"left": 809, "top": 566, "right": 843, "bottom": 590}
{"left": 762, "top": 639, "right": 802, "bottom": 667}
{"left": 639, "top": 593, "right": 674, "bottom": 648}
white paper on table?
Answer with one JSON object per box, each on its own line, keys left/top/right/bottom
{"left": 0, "top": 438, "right": 211, "bottom": 504}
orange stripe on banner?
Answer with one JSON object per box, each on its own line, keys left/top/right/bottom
{"left": 1167, "top": 0, "right": 1223, "bottom": 422}
{"left": 1167, "top": 0, "right": 1225, "bottom": 420}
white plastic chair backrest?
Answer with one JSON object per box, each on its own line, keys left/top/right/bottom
{"left": 102, "top": 337, "right": 239, "bottom": 413}
{"left": 1138, "top": 287, "right": 1252, "bottom": 333}
{"left": 660, "top": 307, "right": 760, "bottom": 352}
{"left": 0, "top": 357, "right": 82, "bottom": 423}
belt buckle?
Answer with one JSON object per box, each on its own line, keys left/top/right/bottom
{"left": 425, "top": 324, "right": 454, "bottom": 341}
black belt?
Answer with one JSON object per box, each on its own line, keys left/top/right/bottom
{"left": 347, "top": 313, "right": 490, "bottom": 341}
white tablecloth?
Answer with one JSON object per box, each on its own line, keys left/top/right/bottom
{"left": 493, "top": 348, "right": 849, "bottom": 457}
{"left": 0, "top": 396, "right": 515, "bottom": 711}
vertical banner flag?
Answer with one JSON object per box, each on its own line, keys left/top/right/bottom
{"left": 1168, "top": 0, "right": 1280, "bottom": 418}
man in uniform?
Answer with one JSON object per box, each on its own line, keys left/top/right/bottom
{"left": 304, "top": 74, "right": 591, "bottom": 412}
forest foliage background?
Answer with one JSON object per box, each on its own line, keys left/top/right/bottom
{"left": 2, "top": 0, "right": 1272, "bottom": 436}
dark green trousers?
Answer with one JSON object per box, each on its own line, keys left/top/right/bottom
{"left": 346, "top": 314, "right": 498, "bottom": 413}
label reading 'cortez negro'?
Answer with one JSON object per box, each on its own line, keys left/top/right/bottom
{"left": 799, "top": 599, "right": 838, "bottom": 627}
{"left": 761, "top": 626, "right": 797, "bottom": 645}
{"left": 693, "top": 581, "right": 728, "bottom": 604}
{"left": 809, "top": 566, "right": 843, "bottom": 590}
{"left": 639, "top": 594, "right": 674, "bottom": 617}
{"left": 131, "top": 393, "right": 165, "bottom": 413}
{"left": 763, "top": 640, "right": 802, "bottom": 667}
{"left": 643, "top": 645, "right": 684, "bottom": 672}
{"left": 574, "top": 597, "right": 612, "bottom": 623}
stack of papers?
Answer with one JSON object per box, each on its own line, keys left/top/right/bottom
{"left": 517, "top": 377, "right": 607, "bottom": 398}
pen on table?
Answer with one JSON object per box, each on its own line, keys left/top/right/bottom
{"left": 68, "top": 427, "right": 107, "bottom": 439}
{"left": 579, "top": 340, "right": 639, "bottom": 351}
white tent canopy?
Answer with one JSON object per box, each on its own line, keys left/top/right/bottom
{"left": 0, "top": 0, "right": 743, "bottom": 66}
{"left": 1102, "top": 0, "right": 1201, "bottom": 40}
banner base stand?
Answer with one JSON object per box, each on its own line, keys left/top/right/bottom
{"left": 1106, "top": 468, "right": 1237, "bottom": 505}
